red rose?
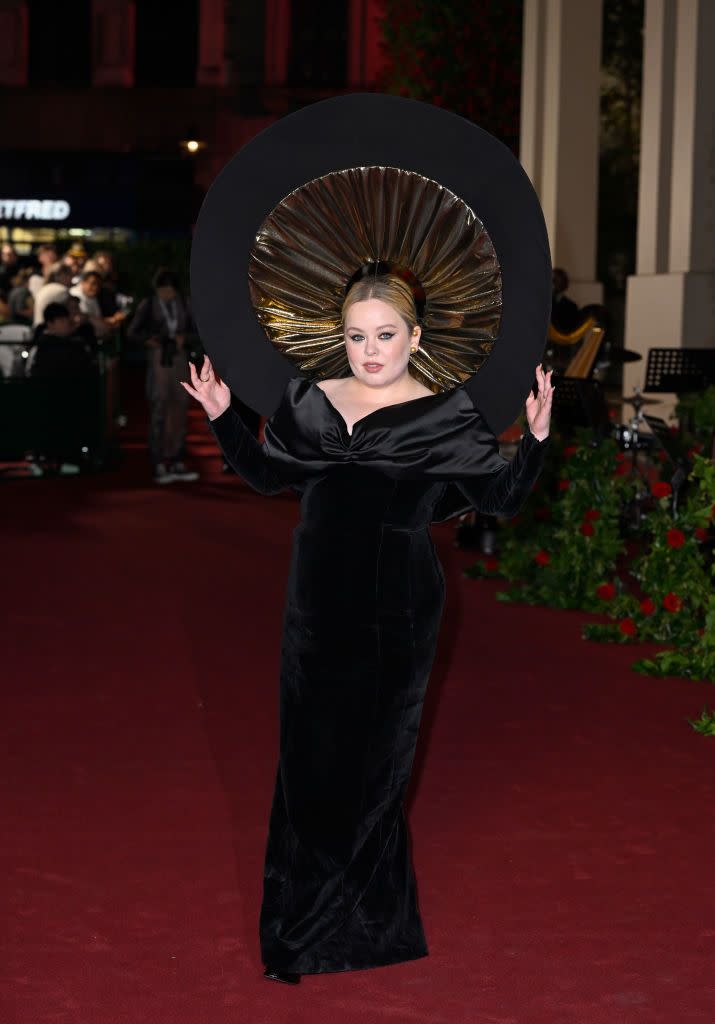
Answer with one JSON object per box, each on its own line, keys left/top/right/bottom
{"left": 584, "top": 508, "right": 601, "bottom": 521}
{"left": 563, "top": 445, "right": 579, "bottom": 459}
{"left": 484, "top": 557, "right": 500, "bottom": 572}
{"left": 695, "top": 527, "right": 708, "bottom": 542}
{"left": 666, "top": 528, "right": 686, "bottom": 549}
{"left": 558, "top": 479, "right": 570, "bottom": 491}
{"left": 615, "top": 451, "right": 628, "bottom": 464}
{"left": 618, "top": 618, "right": 637, "bottom": 637}
{"left": 639, "top": 597, "right": 656, "bottom": 616}
{"left": 597, "top": 582, "right": 616, "bottom": 601}
{"left": 652, "top": 481, "right": 672, "bottom": 499}
{"left": 657, "top": 450, "right": 668, "bottom": 463}
{"left": 534, "top": 549, "right": 550, "bottom": 566}
{"left": 580, "top": 521, "right": 595, "bottom": 537}
{"left": 614, "top": 463, "right": 630, "bottom": 477}
{"left": 662, "top": 592, "right": 683, "bottom": 613}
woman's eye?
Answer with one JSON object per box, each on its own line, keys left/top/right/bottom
{"left": 347, "top": 332, "right": 395, "bottom": 342}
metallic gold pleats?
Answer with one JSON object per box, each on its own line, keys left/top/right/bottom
{"left": 248, "top": 166, "right": 502, "bottom": 393}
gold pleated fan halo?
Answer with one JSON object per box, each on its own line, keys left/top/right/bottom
{"left": 248, "top": 166, "right": 502, "bottom": 393}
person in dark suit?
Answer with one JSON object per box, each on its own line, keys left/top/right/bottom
{"left": 551, "top": 267, "right": 581, "bottom": 332}
{"left": 28, "top": 302, "right": 98, "bottom": 472}
{"left": 30, "top": 302, "right": 95, "bottom": 379}
{"left": 127, "top": 268, "right": 199, "bottom": 485}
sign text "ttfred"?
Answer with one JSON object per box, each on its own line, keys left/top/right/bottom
{"left": 0, "top": 200, "right": 71, "bottom": 220}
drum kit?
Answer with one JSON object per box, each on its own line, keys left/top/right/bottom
{"left": 608, "top": 390, "right": 662, "bottom": 453}
{"left": 595, "top": 348, "right": 673, "bottom": 529}
{"left": 594, "top": 346, "right": 661, "bottom": 454}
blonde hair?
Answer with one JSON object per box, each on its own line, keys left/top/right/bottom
{"left": 341, "top": 274, "right": 419, "bottom": 334}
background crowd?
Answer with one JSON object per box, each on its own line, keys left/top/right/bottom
{"left": 0, "top": 241, "right": 202, "bottom": 483}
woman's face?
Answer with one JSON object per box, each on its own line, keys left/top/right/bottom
{"left": 343, "top": 297, "right": 420, "bottom": 389}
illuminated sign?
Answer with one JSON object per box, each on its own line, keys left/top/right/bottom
{"left": 0, "top": 199, "right": 71, "bottom": 220}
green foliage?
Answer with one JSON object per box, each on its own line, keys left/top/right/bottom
{"left": 686, "top": 706, "right": 715, "bottom": 736}
{"left": 676, "top": 386, "right": 715, "bottom": 441}
{"left": 601, "top": 0, "right": 643, "bottom": 158}
{"left": 629, "top": 458, "right": 713, "bottom": 638}
{"left": 377, "top": 0, "right": 523, "bottom": 146}
{"left": 581, "top": 454, "right": 714, "bottom": 657}
{"left": 466, "top": 434, "right": 714, "bottom": 686}
{"left": 582, "top": 622, "right": 635, "bottom": 645}
{"left": 469, "top": 433, "right": 638, "bottom": 611}
{"left": 598, "top": 0, "right": 644, "bottom": 294}
{"left": 630, "top": 595, "right": 715, "bottom": 683}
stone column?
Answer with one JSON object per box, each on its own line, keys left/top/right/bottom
{"left": 197, "top": 0, "right": 228, "bottom": 86}
{"left": 91, "top": 0, "right": 135, "bottom": 86}
{"left": 520, "top": 0, "right": 604, "bottom": 307}
{"left": 264, "top": 0, "right": 291, "bottom": 85}
{"left": 347, "top": 0, "right": 386, "bottom": 88}
{"left": 624, "top": 0, "right": 715, "bottom": 403}
{"left": 0, "top": 0, "right": 28, "bottom": 86}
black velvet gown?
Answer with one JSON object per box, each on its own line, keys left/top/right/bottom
{"left": 208, "top": 376, "right": 549, "bottom": 976}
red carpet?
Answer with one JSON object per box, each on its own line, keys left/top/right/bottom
{"left": 3, "top": 372, "right": 715, "bottom": 1023}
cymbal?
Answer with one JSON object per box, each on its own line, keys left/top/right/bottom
{"left": 607, "top": 394, "right": 662, "bottom": 408}
{"left": 603, "top": 347, "right": 642, "bottom": 364}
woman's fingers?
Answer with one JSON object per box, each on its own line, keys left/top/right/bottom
{"left": 202, "top": 354, "right": 217, "bottom": 382}
{"left": 180, "top": 380, "right": 200, "bottom": 400}
{"left": 192, "top": 354, "right": 215, "bottom": 384}
{"left": 534, "top": 365, "right": 542, "bottom": 396}
{"left": 527, "top": 365, "right": 555, "bottom": 422}
{"left": 186, "top": 361, "right": 207, "bottom": 399}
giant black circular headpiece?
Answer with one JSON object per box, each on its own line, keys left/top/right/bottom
{"left": 190, "top": 93, "right": 551, "bottom": 434}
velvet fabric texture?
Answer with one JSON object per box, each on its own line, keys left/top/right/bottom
{"left": 208, "top": 378, "right": 549, "bottom": 975}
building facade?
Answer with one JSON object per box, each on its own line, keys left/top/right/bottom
{"left": 0, "top": 0, "right": 385, "bottom": 245}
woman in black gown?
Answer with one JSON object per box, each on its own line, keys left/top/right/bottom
{"left": 182, "top": 274, "right": 552, "bottom": 983}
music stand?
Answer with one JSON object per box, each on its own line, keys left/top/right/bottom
{"left": 552, "top": 375, "right": 610, "bottom": 439}
{"left": 644, "top": 348, "right": 715, "bottom": 393}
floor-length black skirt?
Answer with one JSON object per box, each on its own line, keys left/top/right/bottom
{"left": 259, "top": 502, "right": 446, "bottom": 975}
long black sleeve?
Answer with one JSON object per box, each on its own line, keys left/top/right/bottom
{"left": 455, "top": 429, "right": 550, "bottom": 517}
{"left": 208, "top": 404, "right": 287, "bottom": 496}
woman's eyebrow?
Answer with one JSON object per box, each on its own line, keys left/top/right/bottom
{"left": 347, "top": 323, "right": 398, "bottom": 330}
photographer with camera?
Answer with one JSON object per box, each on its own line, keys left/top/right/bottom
{"left": 128, "top": 268, "right": 199, "bottom": 484}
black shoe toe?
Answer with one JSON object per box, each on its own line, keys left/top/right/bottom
{"left": 263, "top": 966, "right": 301, "bottom": 985}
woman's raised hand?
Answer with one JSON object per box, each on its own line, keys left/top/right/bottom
{"left": 181, "top": 354, "right": 231, "bottom": 421}
{"left": 525, "top": 363, "right": 553, "bottom": 442}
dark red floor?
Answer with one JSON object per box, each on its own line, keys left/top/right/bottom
{"left": 3, "top": 381, "right": 715, "bottom": 1022}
